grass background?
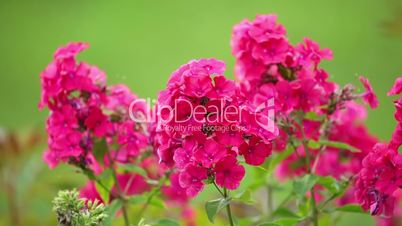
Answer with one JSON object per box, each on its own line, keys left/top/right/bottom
{"left": 0, "top": 0, "right": 401, "bottom": 225}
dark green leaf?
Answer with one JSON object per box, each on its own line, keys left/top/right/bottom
{"left": 95, "top": 169, "right": 113, "bottom": 203}
{"left": 316, "top": 176, "right": 341, "bottom": 194}
{"left": 117, "top": 163, "right": 148, "bottom": 177}
{"left": 292, "top": 174, "right": 317, "bottom": 199}
{"left": 233, "top": 190, "right": 255, "bottom": 205}
{"left": 335, "top": 205, "right": 366, "bottom": 214}
{"left": 205, "top": 198, "right": 230, "bottom": 223}
{"left": 272, "top": 207, "right": 301, "bottom": 219}
{"left": 93, "top": 138, "right": 108, "bottom": 163}
{"left": 308, "top": 140, "right": 360, "bottom": 153}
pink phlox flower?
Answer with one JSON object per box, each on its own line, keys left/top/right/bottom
{"left": 214, "top": 156, "right": 245, "bottom": 190}
{"left": 359, "top": 76, "right": 379, "bottom": 109}
{"left": 179, "top": 164, "right": 208, "bottom": 197}
{"left": 387, "top": 77, "right": 402, "bottom": 96}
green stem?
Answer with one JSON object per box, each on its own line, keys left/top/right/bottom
{"left": 223, "top": 188, "right": 235, "bottom": 226}
{"left": 135, "top": 173, "right": 169, "bottom": 224}
{"left": 267, "top": 184, "right": 273, "bottom": 216}
{"left": 213, "top": 181, "right": 224, "bottom": 196}
{"left": 299, "top": 121, "right": 319, "bottom": 226}
{"left": 107, "top": 153, "right": 130, "bottom": 226}
{"left": 310, "top": 188, "right": 318, "bottom": 226}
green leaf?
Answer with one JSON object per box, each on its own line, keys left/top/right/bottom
{"left": 151, "top": 219, "right": 180, "bottom": 226}
{"left": 117, "top": 163, "right": 148, "bottom": 177}
{"left": 102, "top": 199, "right": 122, "bottom": 226}
{"left": 149, "top": 196, "right": 165, "bottom": 209}
{"left": 335, "top": 205, "right": 366, "bottom": 214}
{"left": 258, "top": 218, "right": 300, "bottom": 226}
{"left": 233, "top": 190, "right": 255, "bottom": 205}
{"left": 308, "top": 140, "right": 360, "bottom": 153}
{"left": 316, "top": 176, "right": 341, "bottom": 194}
{"left": 205, "top": 198, "right": 231, "bottom": 223}
{"left": 129, "top": 196, "right": 147, "bottom": 205}
{"left": 304, "top": 111, "right": 325, "bottom": 121}
{"left": 292, "top": 174, "right": 317, "bottom": 199}
{"left": 95, "top": 169, "right": 113, "bottom": 203}
{"left": 272, "top": 207, "right": 301, "bottom": 219}
{"left": 93, "top": 138, "right": 108, "bottom": 163}
{"left": 128, "top": 195, "right": 165, "bottom": 209}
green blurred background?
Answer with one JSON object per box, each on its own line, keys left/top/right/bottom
{"left": 0, "top": 0, "right": 401, "bottom": 225}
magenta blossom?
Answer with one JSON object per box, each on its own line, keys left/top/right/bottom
{"left": 355, "top": 144, "right": 402, "bottom": 216}
{"left": 179, "top": 164, "right": 208, "bottom": 197}
{"left": 154, "top": 58, "right": 276, "bottom": 196}
{"left": 387, "top": 77, "right": 402, "bottom": 96}
{"left": 214, "top": 156, "right": 246, "bottom": 190}
{"left": 359, "top": 76, "right": 379, "bottom": 109}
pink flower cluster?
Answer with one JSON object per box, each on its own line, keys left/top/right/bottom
{"left": 355, "top": 144, "right": 402, "bottom": 216}
{"left": 40, "top": 43, "right": 149, "bottom": 168}
{"left": 40, "top": 43, "right": 195, "bottom": 223}
{"left": 154, "top": 59, "right": 277, "bottom": 196}
{"left": 231, "top": 14, "right": 381, "bottom": 205}
{"left": 39, "top": 13, "right": 402, "bottom": 225}
{"left": 231, "top": 14, "right": 379, "bottom": 114}
{"left": 355, "top": 78, "right": 402, "bottom": 217}
{"left": 39, "top": 42, "right": 155, "bottom": 201}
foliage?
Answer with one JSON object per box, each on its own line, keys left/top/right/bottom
{"left": 52, "top": 190, "right": 107, "bottom": 226}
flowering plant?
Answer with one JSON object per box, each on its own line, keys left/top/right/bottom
{"left": 39, "top": 14, "right": 401, "bottom": 226}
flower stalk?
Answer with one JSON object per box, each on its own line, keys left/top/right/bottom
{"left": 223, "top": 188, "right": 235, "bottom": 226}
